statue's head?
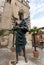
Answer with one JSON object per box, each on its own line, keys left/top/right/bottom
{"left": 18, "top": 9, "right": 24, "bottom": 20}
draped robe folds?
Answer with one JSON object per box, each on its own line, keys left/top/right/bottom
{"left": 14, "top": 19, "right": 29, "bottom": 54}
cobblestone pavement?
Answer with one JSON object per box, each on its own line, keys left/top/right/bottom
{"left": 0, "top": 48, "right": 44, "bottom": 65}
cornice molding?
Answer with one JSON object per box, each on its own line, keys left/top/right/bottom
{"left": 17, "top": 0, "right": 30, "bottom": 9}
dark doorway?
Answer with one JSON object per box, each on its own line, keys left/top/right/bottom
{"left": 7, "top": 0, "right": 11, "bottom": 4}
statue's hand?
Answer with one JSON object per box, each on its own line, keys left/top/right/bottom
{"left": 20, "top": 27, "right": 24, "bottom": 29}
{"left": 16, "top": 26, "right": 24, "bottom": 29}
{"left": 16, "top": 26, "right": 20, "bottom": 29}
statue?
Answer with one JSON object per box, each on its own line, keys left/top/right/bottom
{"left": 11, "top": 11, "right": 29, "bottom": 64}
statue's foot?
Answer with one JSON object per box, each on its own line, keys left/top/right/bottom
{"left": 11, "top": 61, "right": 16, "bottom": 65}
{"left": 15, "top": 60, "right": 18, "bottom": 64}
{"left": 25, "top": 59, "right": 28, "bottom": 63}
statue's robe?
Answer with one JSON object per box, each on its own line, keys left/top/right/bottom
{"left": 14, "top": 19, "right": 29, "bottom": 54}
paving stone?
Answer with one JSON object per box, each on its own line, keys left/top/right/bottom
{"left": 0, "top": 48, "right": 44, "bottom": 65}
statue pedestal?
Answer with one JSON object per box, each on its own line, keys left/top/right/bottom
{"left": 16, "top": 60, "right": 33, "bottom": 65}
{"left": 9, "top": 59, "right": 36, "bottom": 65}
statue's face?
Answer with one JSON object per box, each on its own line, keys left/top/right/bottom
{"left": 18, "top": 13, "right": 24, "bottom": 20}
